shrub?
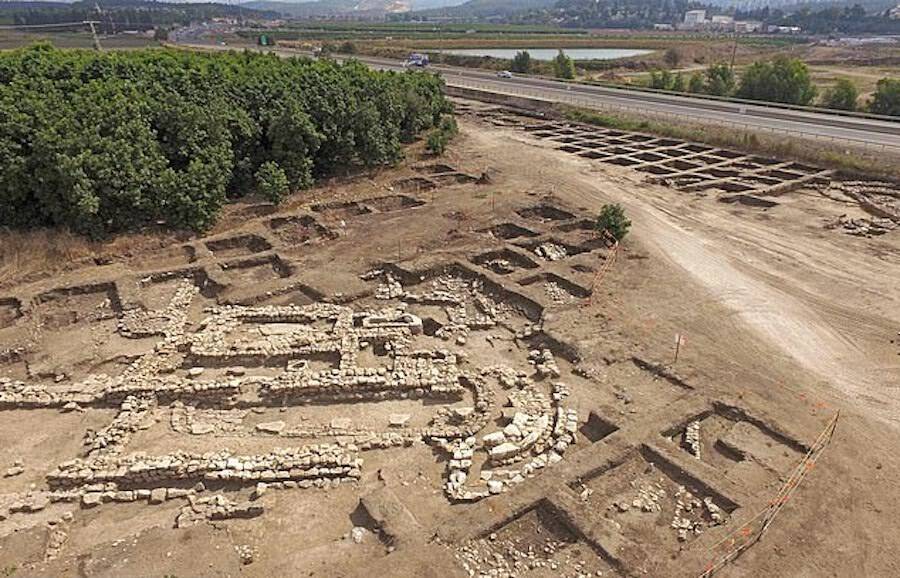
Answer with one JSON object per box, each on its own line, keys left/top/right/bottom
{"left": 511, "top": 50, "right": 532, "bottom": 74}
{"left": 705, "top": 63, "right": 736, "bottom": 97}
{"left": 595, "top": 204, "right": 631, "bottom": 241}
{"left": 869, "top": 77, "right": 900, "bottom": 116}
{"left": 255, "top": 162, "right": 290, "bottom": 204}
{"left": 426, "top": 116, "right": 458, "bottom": 155}
{"left": 736, "top": 56, "right": 817, "bottom": 105}
{"left": 821, "top": 78, "right": 859, "bottom": 111}
{"left": 553, "top": 50, "right": 576, "bottom": 80}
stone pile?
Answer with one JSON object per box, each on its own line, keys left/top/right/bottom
{"left": 176, "top": 494, "right": 263, "bottom": 528}
{"left": 824, "top": 214, "right": 897, "bottom": 237}
{"left": 529, "top": 349, "right": 561, "bottom": 379}
{"left": 535, "top": 242, "right": 568, "bottom": 261}
{"left": 684, "top": 421, "right": 701, "bottom": 459}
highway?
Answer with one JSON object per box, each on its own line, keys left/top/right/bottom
{"left": 174, "top": 41, "right": 900, "bottom": 150}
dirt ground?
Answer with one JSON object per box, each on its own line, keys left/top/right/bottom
{"left": 1, "top": 99, "right": 899, "bottom": 578}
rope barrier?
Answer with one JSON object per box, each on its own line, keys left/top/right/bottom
{"left": 582, "top": 230, "right": 619, "bottom": 307}
{"left": 699, "top": 410, "right": 840, "bottom": 577}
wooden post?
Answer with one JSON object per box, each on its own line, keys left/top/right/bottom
{"left": 673, "top": 333, "right": 684, "bottom": 365}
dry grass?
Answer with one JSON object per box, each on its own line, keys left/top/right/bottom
{"left": 0, "top": 229, "right": 97, "bottom": 287}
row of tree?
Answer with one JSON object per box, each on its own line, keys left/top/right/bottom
{"left": 648, "top": 57, "right": 900, "bottom": 115}
{"left": 0, "top": 45, "right": 449, "bottom": 236}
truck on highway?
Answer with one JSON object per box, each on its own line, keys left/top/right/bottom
{"left": 404, "top": 53, "right": 429, "bottom": 68}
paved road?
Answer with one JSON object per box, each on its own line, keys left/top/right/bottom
{"left": 175, "top": 42, "right": 900, "bottom": 150}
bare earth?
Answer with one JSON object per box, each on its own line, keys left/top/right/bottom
{"left": 1, "top": 100, "right": 899, "bottom": 578}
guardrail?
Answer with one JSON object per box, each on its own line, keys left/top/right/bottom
{"left": 447, "top": 77, "right": 900, "bottom": 153}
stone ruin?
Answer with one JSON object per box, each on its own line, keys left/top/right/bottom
{"left": 0, "top": 274, "right": 579, "bottom": 522}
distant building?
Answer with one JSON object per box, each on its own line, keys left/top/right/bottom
{"left": 653, "top": 23, "right": 675, "bottom": 31}
{"left": 734, "top": 20, "right": 763, "bottom": 33}
{"left": 767, "top": 25, "right": 802, "bottom": 34}
{"left": 683, "top": 10, "right": 707, "bottom": 27}
{"left": 711, "top": 15, "right": 733, "bottom": 25}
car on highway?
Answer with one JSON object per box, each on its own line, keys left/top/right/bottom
{"left": 497, "top": 70, "right": 514, "bottom": 79}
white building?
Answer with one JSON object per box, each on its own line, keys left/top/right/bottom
{"left": 683, "top": 10, "right": 707, "bottom": 27}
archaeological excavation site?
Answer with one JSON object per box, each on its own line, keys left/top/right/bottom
{"left": 1, "top": 98, "right": 899, "bottom": 578}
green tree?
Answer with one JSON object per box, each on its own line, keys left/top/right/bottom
{"left": 511, "top": 50, "right": 532, "bottom": 74}
{"left": 671, "top": 73, "right": 685, "bottom": 92}
{"left": 553, "top": 50, "right": 576, "bottom": 80}
{"left": 705, "top": 63, "right": 736, "bottom": 97}
{"left": 648, "top": 69, "right": 673, "bottom": 90}
{"left": 869, "top": 77, "right": 900, "bottom": 116}
{"left": 255, "top": 161, "right": 289, "bottom": 204}
{"left": 736, "top": 56, "right": 817, "bottom": 105}
{"left": 821, "top": 78, "right": 858, "bottom": 111}
{"left": 595, "top": 204, "right": 631, "bottom": 242}
{"left": 687, "top": 71, "right": 705, "bottom": 93}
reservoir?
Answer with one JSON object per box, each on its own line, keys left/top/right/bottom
{"left": 434, "top": 48, "right": 653, "bottom": 61}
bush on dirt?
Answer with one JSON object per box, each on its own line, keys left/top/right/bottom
{"left": 595, "top": 204, "right": 631, "bottom": 242}
{"left": 255, "top": 162, "right": 290, "bottom": 204}
{"left": 426, "top": 116, "right": 459, "bottom": 155}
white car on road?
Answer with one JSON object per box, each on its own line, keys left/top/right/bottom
{"left": 497, "top": 70, "right": 513, "bottom": 79}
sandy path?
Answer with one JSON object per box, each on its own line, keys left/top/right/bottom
{"left": 466, "top": 122, "right": 900, "bottom": 426}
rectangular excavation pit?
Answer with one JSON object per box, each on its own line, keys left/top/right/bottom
{"left": 682, "top": 144, "right": 713, "bottom": 153}
{"left": 267, "top": 214, "right": 336, "bottom": 245}
{"left": 206, "top": 234, "right": 272, "bottom": 259}
{"left": 460, "top": 500, "right": 622, "bottom": 578}
{"left": 531, "top": 131, "right": 560, "bottom": 139}
{"left": 633, "top": 152, "right": 667, "bottom": 163}
{"left": 693, "top": 155, "right": 728, "bottom": 165}
{"left": 729, "top": 160, "right": 762, "bottom": 171}
{"left": 703, "top": 168, "right": 742, "bottom": 179}
{"left": 741, "top": 175, "right": 782, "bottom": 187}
{"left": 517, "top": 204, "right": 576, "bottom": 223}
{"left": 661, "top": 403, "right": 806, "bottom": 489}
{"left": 637, "top": 165, "right": 676, "bottom": 176}
{"left": 572, "top": 446, "right": 739, "bottom": 551}
{"left": 480, "top": 222, "right": 540, "bottom": 240}
{"left": 718, "top": 194, "right": 779, "bottom": 208}
{"left": 605, "top": 157, "right": 641, "bottom": 167}
{"left": 605, "top": 146, "right": 637, "bottom": 156}
{"left": 221, "top": 255, "right": 292, "bottom": 283}
{"left": 761, "top": 169, "right": 803, "bottom": 181}
{"left": 665, "top": 159, "right": 701, "bottom": 171}
{"left": 35, "top": 282, "right": 122, "bottom": 330}
{"left": 431, "top": 172, "right": 478, "bottom": 186}
{"left": 559, "top": 145, "right": 585, "bottom": 154}
{"left": 708, "top": 149, "right": 744, "bottom": 160}
{"left": 311, "top": 200, "right": 372, "bottom": 218}
{"left": 364, "top": 194, "right": 426, "bottom": 213}
{"left": 413, "top": 163, "right": 457, "bottom": 175}
{"left": 580, "top": 411, "right": 620, "bottom": 442}
{"left": 390, "top": 177, "right": 436, "bottom": 194}
{"left": 519, "top": 272, "right": 591, "bottom": 302}
{"left": 470, "top": 248, "right": 540, "bottom": 275}
{"left": 579, "top": 150, "right": 611, "bottom": 160}
{"left": 782, "top": 162, "right": 821, "bottom": 174}
{"left": 408, "top": 262, "right": 544, "bottom": 323}
{"left": 624, "top": 134, "right": 656, "bottom": 143}
{"left": 658, "top": 148, "right": 690, "bottom": 158}
{"left": 551, "top": 136, "right": 581, "bottom": 144}
{"left": 746, "top": 156, "right": 782, "bottom": 166}
{"left": 0, "top": 298, "right": 22, "bottom": 329}
{"left": 516, "top": 238, "right": 586, "bottom": 262}
{"left": 710, "top": 181, "right": 757, "bottom": 193}
{"left": 140, "top": 267, "right": 222, "bottom": 304}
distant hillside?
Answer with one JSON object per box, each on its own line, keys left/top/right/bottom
{"left": 240, "top": 0, "right": 465, "bottom": 17}
{"left": 0, "top": 1, "right": 279, "bottom": 28}
{"left": 412, "top": 0, "right": 556, "bottom": 19}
